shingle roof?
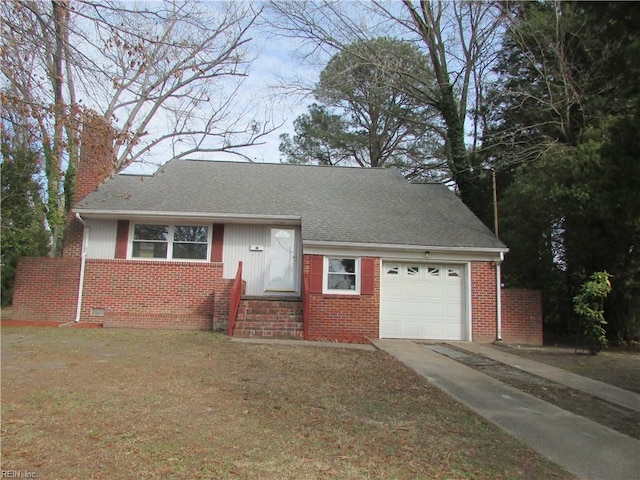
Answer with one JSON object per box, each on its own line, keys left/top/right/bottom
{"left": 75, "top": 159, "right": 506, "bottom": 250}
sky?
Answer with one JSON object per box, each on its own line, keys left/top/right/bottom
{"left": 118, "top": 4, "right": 327, "bottom": 174}
{"left": 93, "top": 1, "right": 412, "bottom": 174}
{"left": 217, "top": 31, "right": 320, "bottom": 164}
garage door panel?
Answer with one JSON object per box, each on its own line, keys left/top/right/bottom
{"left": 403, "top": 301, "right": 425, "bottom": 317}
{"left": 444, "top": 302, "right": 462, "bottom": 317}
{"left": 403, "top": 282, "right": 425, "bottom": 296}
{"left": 430, "top": 321, "right": 462, "bottom": 339}
{"left": 380, "top": 300, "right": 405, "bottom": 316}
{"left": 381, "top": 262, "right": 466, "bottom": 340}
{"left": 402, "top": 324, "right": 423, "bottom": 338}
{"left": 424, "top": 303, "right": 445, "bottom": 318}
{"left": 426, "top": 283, "right": 446, "bottom": 297}
{"left": 384, "top": 283, "right": 406, "bottom": 297}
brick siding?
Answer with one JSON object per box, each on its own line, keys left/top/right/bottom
{"left": 12, "top": 253, "right": 541, "bottom": 342}
{"left": 302, "top": 255, "right": 379, "bottom": 343}
{"left": 470, "top": 262, "right": 542, "bottom": 345}
{"left": 12, "top": 257, "right": 232, "bottom": 330}
{"left": 62, "top": 218, "right": 84, "bottom": 258}
{"left": 471, "top": 261, "right": 498, "bottom": 343}
{"left": 84, "top": 259, "right": 230, "bottom": 330}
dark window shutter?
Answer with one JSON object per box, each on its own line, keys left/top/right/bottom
{"left": 115, "top": 220, "right": 129, "bottom": 258}
{"left": 212, "top": 224, "right": 224, "bottom": 262}
{"left": 361, "top": 257, "right": 375, "bottom": 295}
{"left": 309, "top": 256, "right": 324, "bottom": 293}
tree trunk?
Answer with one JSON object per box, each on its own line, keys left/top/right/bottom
{"left": 48, "top": 0, "right": 69, "bottom": 256}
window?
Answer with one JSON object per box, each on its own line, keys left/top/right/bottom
{"left": 385, "top": 265, "right": 400, "bottom": 275}
{"left": 427, "top": 267, "right": 441, "bottom": 277}
{"left": 132, "top": 224, "right": 168, "bottom": 258}
{"left": 447, "top": 267, "right": 461, "bottom": 278}
{"left": 173, "top": 226, "right": 209, "bottom": 259}
{"left": 131, "top": 223, "right": 210, "bottom": 260}
{"left": 407, "top": 266, "right": 420, "bottom": 276}
{"left": 326, "top": 257, "right": 358, "bottom": 293}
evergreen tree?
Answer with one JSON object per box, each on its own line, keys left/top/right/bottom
{"left": 1, "top": 145, "right": 50, "bottom": 305}
{"left": 280, "top": 38, "right": 445, "bottom": 180}
{"left": 485, "top": 1, "right": 640, "bottom": 340}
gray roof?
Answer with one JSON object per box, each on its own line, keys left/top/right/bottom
{"left": 76, "top": 159, "right": 506, "bottom": 250}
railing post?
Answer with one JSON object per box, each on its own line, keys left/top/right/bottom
{"left": 302, "top": 277, "right": 310, "bottom": 340}
{"left": 228, "top": 261, "right": 243, "bottom": 337}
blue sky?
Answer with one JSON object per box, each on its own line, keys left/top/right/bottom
{"left": 126, "top": 26, "right": 321, "bottom": 173}
{"left": 224, "top": 31, "right": 320, "bottom": 164}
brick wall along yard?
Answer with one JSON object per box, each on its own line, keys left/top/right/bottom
{"left": 12, "top": 255, "right": 541, "bottom": 342}
{"left": 471, "top": 262, "right": 543, "bottom": 345}
{"left": 12, "top": 257, "right": 81, "bottom": 323}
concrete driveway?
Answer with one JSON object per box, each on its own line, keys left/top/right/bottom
{"left": 374, "top": 339, "right": 640, "bottom": 480}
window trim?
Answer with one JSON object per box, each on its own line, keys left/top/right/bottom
{"left": 128, "top": 222, "right": 212, "bottom": 262}
{"left": 323, "top": 256, "right": 361, "bottom": 295}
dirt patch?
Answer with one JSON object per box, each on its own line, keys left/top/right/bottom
{"left": 0, "top": 327, "right": 573, "bottom": 479}
{"left": 442, "top": 344, "right": 640, "bottom": 440}
{"left": 494, "top": 343, "right": 640, "bottom": 394}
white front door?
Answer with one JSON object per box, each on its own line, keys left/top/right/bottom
{"left": 267, "top": 228, "right": 297, "bottom": 292}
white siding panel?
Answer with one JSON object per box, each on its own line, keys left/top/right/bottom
{"left": 223, "top": 224, "right": 271, "bottom": 295}
{"left": 86, "top": 219, "right": 117, "bottom": 259}
{"left": 223, "top": 224, "right": 301, "bottom": 296}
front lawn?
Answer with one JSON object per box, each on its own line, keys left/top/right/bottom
{"left": 1, "top": 327, "right": 572, "bottom": 479}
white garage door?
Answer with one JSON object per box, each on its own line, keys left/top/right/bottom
{"left": 380, "top": 263, "right": 466, "bottom": 340}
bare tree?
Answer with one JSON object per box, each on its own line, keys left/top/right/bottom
{"left": 266, "top": 1, "right": 503, "bottom": 197}
{"left": 378, "top": 1, "right": 503, "bottom": 195}
{"left": 1, "top": 0, "right": 277, "bottom": 254}
{"left": 482, "top": 1, "right": 592, "bottom": 167}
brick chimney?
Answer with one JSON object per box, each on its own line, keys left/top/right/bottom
{"left": 73, "top": 112, "right": 117, "bottom": 204}
{"left": 62, "top": 112, "right": 117, "bottom": 257}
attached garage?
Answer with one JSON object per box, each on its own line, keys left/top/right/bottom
{"left": 380, "top": 262, "right": 467, "bottom": 340}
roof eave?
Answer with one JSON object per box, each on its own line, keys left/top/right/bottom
{"left": 302, "top": 239, "right": 509, "bottom": 254}
{"left": 74, "top": 208, "right": 302, "bottom": 225}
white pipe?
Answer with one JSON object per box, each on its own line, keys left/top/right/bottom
{"left": 496, "top": 252, "right": 503, "bottom": 341}
{"left": 74, "top": 213, "right": 89, "bottom": 323}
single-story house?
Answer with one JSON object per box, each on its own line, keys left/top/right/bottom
{"left": 11, "top": 118, "right": 543, "bottom": 344}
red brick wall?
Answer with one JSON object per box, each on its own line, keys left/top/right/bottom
{"left": 11, "top": 257, "right": 232, "bottom": 330}
{"left": 501, "top": 289, "right": 543, "bottom": 345}
{"left": 471, "top": 261, "right": 498, "bottom": 343}
{"left": 303, "top": 255, "right": 379, "bottom": 343}
{"left": 62, "top": 218, "right": 84, "bottom": 258}
{"left": 12, "top": 254, "right": 542, "bottom": 342}
{"left": 63, "top": 113, "right": 116, "bottom": 257}
{"left": 12, "top": 257, "right": 81, "bottom": 323}
{"left": 470, "top": 261, "right": 543, "bottom": 345}
{"left": 81, "top": 259, "right": 231, "bottom": 330}
{"left": 73, "top": 112, "right": 116, "bottom": 204}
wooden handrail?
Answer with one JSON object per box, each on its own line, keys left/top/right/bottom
{"left": 228, "top": 261, "right": 243, "bottom": 336}
{"left": 302, "top": 276, "right": 310, "bottom": 340}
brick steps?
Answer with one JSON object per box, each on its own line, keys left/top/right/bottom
{"left": 233, "top": 297, "right": 303, "bottom": 339}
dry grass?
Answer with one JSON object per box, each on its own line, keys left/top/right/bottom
{"left": 1, "top": 327, "right": 572, "bottom": 479}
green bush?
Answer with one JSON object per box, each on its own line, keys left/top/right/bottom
{"left": 573, "top": 271, "right": 612, "bottom": 354}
